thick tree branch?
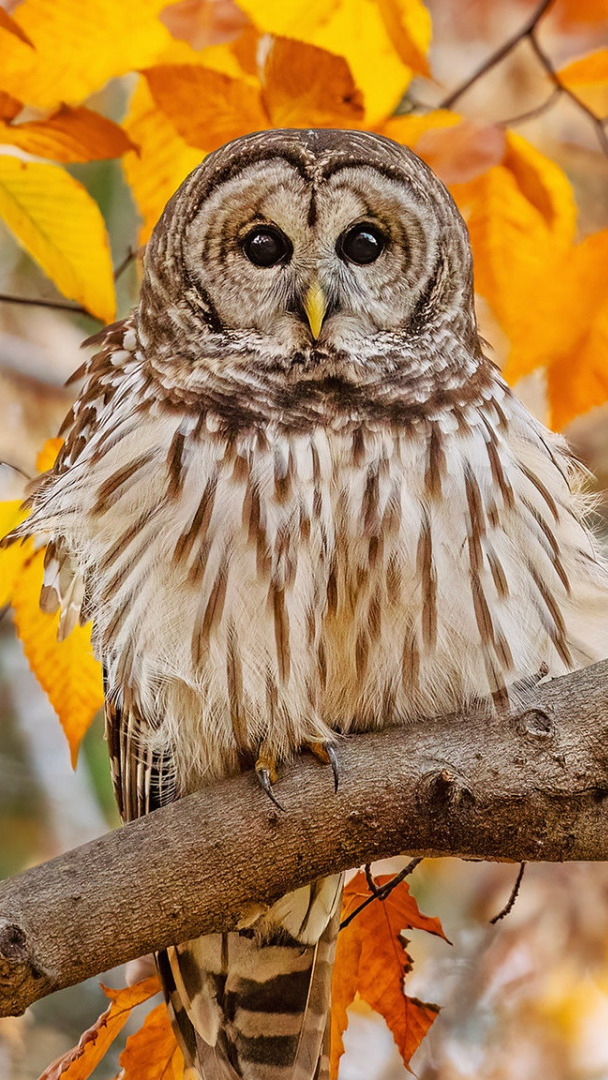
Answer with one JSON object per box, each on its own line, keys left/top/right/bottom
{"left": 2, "top": 659, "right": 608, "bottom": 1017}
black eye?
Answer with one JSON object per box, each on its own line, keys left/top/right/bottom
{"left": 242, "top": 225, "right": 292, "bottom": 268}
{"left": 337, "top": 223, "right": 385, "bottom": 265}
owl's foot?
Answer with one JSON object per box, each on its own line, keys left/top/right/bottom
{"left": 255, "top": 749, "right": 285, "bottom": 812}
{"left": 302, "top": 740, "right": 340, "bottom": 792}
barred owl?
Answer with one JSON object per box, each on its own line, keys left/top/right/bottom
{"left": 8, "top": 129, "right": 608, "bottom": 1078}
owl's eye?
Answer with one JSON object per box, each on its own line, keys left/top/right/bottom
{"left": 337, "top": 223, "right": 385, "bottom": 266}
{"left": 242, "top": 225, "right": 292, "bottom": 268}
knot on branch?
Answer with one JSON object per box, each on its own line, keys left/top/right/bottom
{"left": 417, "top": 767, "right": 475, "bottom": 811}
{"left": 515, "top": 707, "right": 555, "bottom": 739}
{"left": 0, "top": 920, "right": 28, "bottom": 965}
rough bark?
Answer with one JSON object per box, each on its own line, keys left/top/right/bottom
{"left": 1, "top": 659, "right": 608, "bottom": 1017}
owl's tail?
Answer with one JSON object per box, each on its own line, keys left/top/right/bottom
{"left": 158, "top": 875, "right": 343, "bottom": 1080}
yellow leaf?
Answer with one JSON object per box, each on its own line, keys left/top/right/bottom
{"left": 143, "top": 64, "right": 267, "bottom": 152}
{"left": 237, "top": 0, "right": 432, "bottom": 125}
{"left": 119, "top": 1003, "right": 184, "bottom": 1079}
{"left": 123, "top": 79, "right": 203, "bottom": 243}
{"left": 558, "top": 47, "right": 608, "bottom": 85}
{"left": 415, "top": 118, "right": 506, "bottom": 185}
{"left": 0, "top": 156, "right": 115, "bottom": 322}
{"left": 39, "top": 977, "right": 161, "bottom": 1080}
{"left": 0, "top": 105, "right": 135, "bottom": 164}
{"left": 0, "top": 8, "right": 33, "bottom": 47}
{"left": 11, "top": 544, "right": 104, "bottom": 765}
{"left": 503, "top": 131, "right": 577, "bottom": 248}
{"left": 0, "top": 501, "right": 28, "bottom": 607}
{"left": 262, "top": 37, "right": 364, "bottom": 128}
{"left": 0, "top": 0, "right": 172, "bottom": 110}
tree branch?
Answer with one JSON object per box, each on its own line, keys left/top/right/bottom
{"left": 2, "top": 658, "right": 608, "bottom": 1018}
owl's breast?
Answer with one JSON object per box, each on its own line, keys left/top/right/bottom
{"left": 37, "top": 385, "right": 608, "bottom": 789}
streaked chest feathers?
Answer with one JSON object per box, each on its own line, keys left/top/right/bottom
{"left": 33, "top": 360, "right": 608, "bottom": 793}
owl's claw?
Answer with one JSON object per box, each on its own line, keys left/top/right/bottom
{"left": 303, "top": 740, "right": 340, "bottom": 792}
{"left": 255, "top": 753, "right": 285, "bottom": 812}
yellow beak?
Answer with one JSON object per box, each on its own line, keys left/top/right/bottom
{"left": 303, "top": 281, "right": 327, "bottom": 340}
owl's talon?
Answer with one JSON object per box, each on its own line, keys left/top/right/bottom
{"left": 255, "top": 761, "right": 285, "bottom": 812}
{"left": 303, "top": 740, "right": 340, "bottom": 792}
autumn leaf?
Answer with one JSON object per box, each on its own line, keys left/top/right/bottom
{"left": 0, "top": 91, "right": 23, "bottom": 121}
{"left": 144, "top": 63, "right": 266, "bottom": 153}
{"left": 558, "top": 47, "right": 608, "bottom": 86}
{"left": 0, "top": 0, "right": 173, "bottom": 111}
{"left": 123, "top": 78, "right": 203, "bottom": 243}
{"left": 11, "top": 545, "right": 104, "bottom": 764}
{"left": 262, "top": 37, "right": 364, "bottom": 128}
{"left": 0, "top": 8, "right": 33, "bottom": 48}
{"left": 119, "top": 1003, "right": 184, "bottom": 1079}
{"left": 0, "top": 105, "right": 136, "bottom": 164}
{"left": 237, "top": 0, "right": 432, "bottom": 125}
{"left": 0, "top": 501, "right": 28, "bottom": 607}
{"left": 0, "top": 156, "right": 115, "bottom": 322}
{"left": 38, "top": 977, "right": 162, "bottom": 1080}
{"left": 414, "top": 119, "right": 506, "bottom": 185}
{"left": 330, "top": 871, "right": 446, "bottom": 1078}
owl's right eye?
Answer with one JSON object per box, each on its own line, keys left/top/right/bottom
{"left": 242, "top": 225, "right": 292, "bottom": 268}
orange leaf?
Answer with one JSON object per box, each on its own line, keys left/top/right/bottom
{"left": 39, "top": 978, "right": 161, "bottom": 1080}
{"left": 37, "top": 436, "right": 64, "bottom": 473}
{"left": 143, "top": 63, "right": 267, "bottom": 152}
{"left": 0, "top": 91, "right": 23, "bottom": 121}
{"left": 330, "top": 871, "right": 445, "bottom": 1078}
{"left": 119, "top": 1002, "right": 184, "bottom": 1079}
{"left": 0, "top": 8, "right": 34, "bottom": 47}
{"left": 237, "top": 0, "right": 432, "bottom": 125}
{"left": 0, "top": 105, "right": 135, "bottom": 164}
{"left": 262, "top": 37, "right": 364, "bottom": 128}
{"left": 558, "top": 47, "right": 608, "bottom": 86}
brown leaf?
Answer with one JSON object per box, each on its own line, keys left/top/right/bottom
{"left": 143, "top": 63, "right": 267, "bottom": 152}
{"left": 262, "top": 37, "right": 364, "bottom": 128}
{"left": 38, "top": 977, "right": 161, "bottom": 1080}
{"left": 0, "top": 105, "right": 136, "bottom": 164}
{"left": 330, "top": 871, "right": 446, "bottom": 1078}
{"left": 119, "top": 1003, "right": 184, "bottom": 1079}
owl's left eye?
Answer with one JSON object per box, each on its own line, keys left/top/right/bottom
{"left": 242, "top": 225, "right": 292, "bottom": 268}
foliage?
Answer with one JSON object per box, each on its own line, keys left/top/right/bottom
{"left": 0, "top": 0, "right": 607, "bottom": 1074}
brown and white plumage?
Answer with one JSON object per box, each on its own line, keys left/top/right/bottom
{"left": 7, "top": 129, "right": 608, "bottom": 1076}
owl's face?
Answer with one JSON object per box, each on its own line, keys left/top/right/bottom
{"left": 140, "top": 129, "right": 480, "bottom": 393}
{"left": 180, "top": 155, "right": 444, "bottom": 354}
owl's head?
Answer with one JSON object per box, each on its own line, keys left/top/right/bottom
{"left": 139, "top": 129, "right": 482, "bottom": 400}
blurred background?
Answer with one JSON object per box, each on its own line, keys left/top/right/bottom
{"left": 1, "top": 0, "right": 608, "bottom": 1076}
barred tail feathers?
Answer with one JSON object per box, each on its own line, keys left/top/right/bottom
{"left": 159, "top": 875, "right": 343, "bottom": 1079}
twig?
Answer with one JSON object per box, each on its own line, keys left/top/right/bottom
{"left": 341, "top": 858, "right": 423, "bottom": 930}
{"left": 113, "top": 246, "right": 143, "bottom": 283}
{"left": 0, "top": 460, "right": 31, "bottom": 481}
{"left": 500, "top": 87, "right": 561, "bottom": 127}
{"left": 0, "top": 293, "right": 91, "bottom": 316}
{"left": 528, "top": 31, "right": 608, "bottom": 158}
{"left": 439, "top": 0, "right": 556, "bottom": 109}
{"left": 490, "top": 862, "right": 526, "bottom": 924}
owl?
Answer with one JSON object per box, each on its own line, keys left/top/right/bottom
{"left": 7, "top": 128, "right": 608, "bottom": 1078}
